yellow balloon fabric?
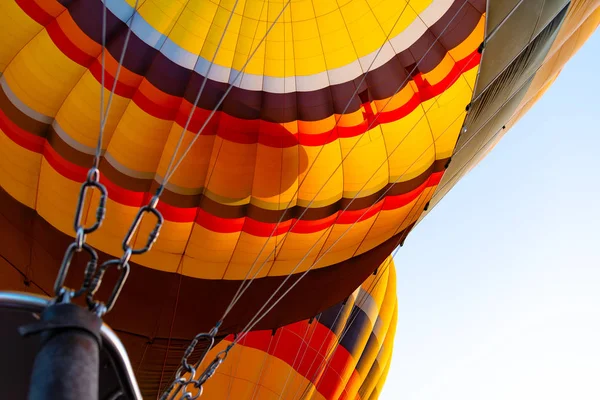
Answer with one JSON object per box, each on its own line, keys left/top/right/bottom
{"left": 0, "top": 0, "right": 484, "bottom": 278}
{"left": 0, "top": 0, "right": 485, "bottom": 340}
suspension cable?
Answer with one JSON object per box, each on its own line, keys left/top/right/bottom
{"left": 231, "top": 48, "right": 480, "bottom": 355}
{"left": 173, "top": 5, "right": 479, "bottom": 393}
{"left": 157, "top": 1, "right": 296, "bottom": 398}
{"left": 175, "top": 39, "right": 474, "bottom": 395}
{"left": 293, "top": 17, "right": 569, "bottom": 397}
{"left": 217, "top": 0, "right": 470, "bottom": 326}
{"left": 158, "top": 5, "right": 476, "bottom": 394}
{"left": 53, "top": 0, "right": 140, "bottom": 309}
{"left": 166, "top": 2, "right": 565, "bottom": 397}
{"left": 298, "top": 20, "right": 568, "bottom": 396}
{"left": 230, "top": 10, "right": 479, "bottom": 346}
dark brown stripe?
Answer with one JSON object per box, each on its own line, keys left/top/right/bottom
{"left": 61, "top": 0, "right": 484, "bottom": 122}
{"left": 0, "top": 185, "right": 410, "bottom": 397}
{"left": 0, "top": 86, "right": 49, "bottom": 136}
{"left": 6, "top": 102, "right": 448, "bottom": 221}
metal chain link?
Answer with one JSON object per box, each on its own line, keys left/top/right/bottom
{"left": 86, "top": 194, "right": 164, "bottom": 316}
{"left": 52, "top": 0, "right": 147, "bottom": 315}
{"left": 160, "top": 323, "right": 234, "bottom": 400}
{"left": 53, "top": 168, "right": 106, "bottom": 304}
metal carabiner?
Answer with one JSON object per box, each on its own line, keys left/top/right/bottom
{"left": 74, "top": 179, "right": 107, "bottom": 235}
{"left": 86, "top": 257, "right": 131, "bottom": 316}
{"left": 54, "top": 242, "right": 99, "bottom": 300}
{"left": 122, "top": 198, "right": 164, "bottom": 256}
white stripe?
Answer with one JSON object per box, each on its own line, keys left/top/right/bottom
{"left": 51, "top": 121, "right": 97, "bottom": 155}
{"left": 1, "top": 77, "right": 53, "bottom": 124}
{"left": 101, "top": 0, "right": 455, "bottom": 93}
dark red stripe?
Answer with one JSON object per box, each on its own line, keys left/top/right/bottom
{"left": 16, "top": 0, "right": 55, "bottom": 26}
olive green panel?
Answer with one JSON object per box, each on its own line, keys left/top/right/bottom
{"left": 418, "top": 2, "right": 571, "bottom": 216}
{"left": 486, "top": 0, "right": 522, "bottom": 33}
{"left": 476, "top": 0, "right": 570, "bottom": 98}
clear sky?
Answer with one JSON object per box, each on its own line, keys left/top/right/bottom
{"left": 381, "top": 32, "right": 600, "bottom": 400}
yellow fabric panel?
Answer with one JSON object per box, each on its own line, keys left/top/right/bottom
{"left": 340, "top": 133, "right": 389, "bottom": 198}
{"left": 183, "top": 225, "right": 244, "bottom": 279}
{"left": 313, "top": 215, "right": 380, "bottom": 269}
{"left": 251, "top": 145, "right": 300, "bottom": 210}
{"left": 364, "top": 307, "right": 397, "bottom": 400}
{"left": 3, "top": 29, "right": 86, "bottom": 117}
{"left": 54, "top": 71, "right": 131, "bottom": 150}
{"left": 204, "top": 139, "right": 259, "bottom": 202}
{"left": 0, "top": 0, "right": 44, "bottom": 72}
{"left": 373, "top": 0, "right": 431, "bottom": 43}
{"left": 138, "top": 0, "right": 189, "bottom": 49}
{"left": 317, "top": 7, "right": 359, "bottom": 70}
{"left": 223, "top": 232, "right": 279, "bottom": 280}
{"left": 380, "top": 107, "right": 435, "bottom": 182}
{"left": 263, "top": 6, "right": 296, "bottom": 78}
{"left": 157, "top": 128, "right": 215, "bottom": 191}
{"left": 375, "top": 263, "right": 397, "bottom": 339}
{"left": 35, "top": 158, "right": 83, "bottom": 237}
{"left": 107, "top": 102, "right": 175, "bottom": 175}
{"left": 297, "top": 142, "right": 344, "bottom": 208}
{"left": 130, "top": 0, "right": 432, "bottom": 77}
{"left": 355, "top": 189, "right": 430, "bottom": 256}
{"left": 214, "top": 343, "right": 273, "bottom": 398}
{"left": 267, "top": 226, "right": 335, "bottom": 276}
{"left": 0, "top": 130, "right": 42, "bottom": 208}
{"left": 185, "top": 221, "right": 335, "bottom": 279}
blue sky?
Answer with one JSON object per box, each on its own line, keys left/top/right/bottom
{"left": 381, "top": 32, "right": 600, "bottom": 400}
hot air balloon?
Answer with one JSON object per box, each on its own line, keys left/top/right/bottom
{"left": 175, "top": 257, "right": 396, "bottom": 400}
{"left": 0, "top": 0, "right": 597, "bottom": 397}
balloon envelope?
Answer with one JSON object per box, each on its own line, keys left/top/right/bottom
{"left": 0, "top": 0, "right": 597, "bottom": 397}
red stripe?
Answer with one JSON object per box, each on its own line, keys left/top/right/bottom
{"left": 42, "top": 143, "right": 86, "bottom": 182}
{"left": 0, "top": 110, "right": 45, "bottom": 153}
{"left": 16, "top": 0, "right": 55, "bottom": 26}
{"left": 317, "top": 349, "right": 354, "bottom": 400}
{"left": 46, "top": 17, "right": 95, "bottom": 67}
{"left": 231, "top": 320, "right": 355, "bottom": 394}
{"left": 89, "top": 59, "right": 138, "bottom": 98}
